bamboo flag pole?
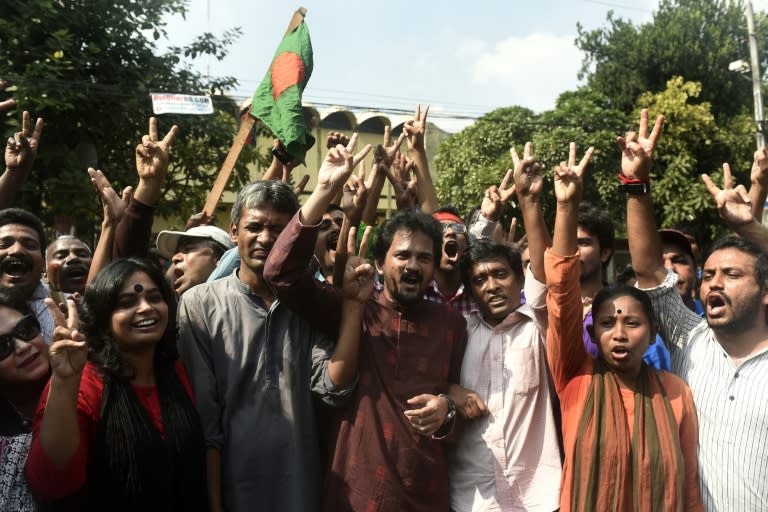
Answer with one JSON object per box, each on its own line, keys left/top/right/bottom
{"left": 202, "top": 7, "right": 308, "bottom": 217}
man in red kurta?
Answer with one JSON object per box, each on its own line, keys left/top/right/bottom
{"left": 264, "top": 141, "right": 467, "bottom": 512}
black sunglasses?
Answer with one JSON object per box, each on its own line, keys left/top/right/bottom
{"left": 441, "top": 222, "right": 466, "bottom": 234}
{"left": 0, "top": 314, "right": 41, "bottom": 361}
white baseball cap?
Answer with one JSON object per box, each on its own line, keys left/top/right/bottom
{"left": 156, "top": 225, "right": 234, "bottom": 259}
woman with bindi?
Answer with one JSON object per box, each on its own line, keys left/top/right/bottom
{"left": 544, "top": 140, "right": 702, "bottom": 511}
{"left": 25, "top": 258, "right": 208, "bottom": 510}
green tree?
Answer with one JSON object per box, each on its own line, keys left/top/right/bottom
{"left": 576, "top": 0, "right": 764, "bottom": 117}
{"left": 0, "top": 0, "right": 267, "bottom": 235}
{"left": 532, "top": 87, "right": 627, "bottom": 229}
{"left": 434, "top": 106, "right": 538, "bottom": 220}
{"left": 435, "top": 89, "right": 627, "bottom": 231}
{"left": 637, "top": 76, "right": 754, "bottom": 240}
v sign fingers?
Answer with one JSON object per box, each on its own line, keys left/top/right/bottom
{"left": 509, "top": 145, "right": 521, "bottom": 170}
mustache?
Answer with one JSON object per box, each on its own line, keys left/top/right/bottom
{"left": 60, "top": 263, "right": 89, "bottom": 275}
{"left": 400, "top": 270, "right": 422, "bottom": 282}
{"left": 0, "top": 254, "right": 33, "bottom": 273}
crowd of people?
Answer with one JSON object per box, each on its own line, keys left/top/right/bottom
{"left": 1, "top": 83, "right": 767, "bottom": 512}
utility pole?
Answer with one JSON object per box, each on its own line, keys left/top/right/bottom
{"left": 746, "top": 1, "right": 765, "bottom": 149}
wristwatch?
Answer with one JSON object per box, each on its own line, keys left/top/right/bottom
{"left": 438, "top": 393, "right": 456, "bottom": 423}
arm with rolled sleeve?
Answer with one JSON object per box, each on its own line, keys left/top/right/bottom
{"left": 112, "top": 196, "right": 155, "bottom": 258}
{"left": 177, "top": 294, "right": 225, "bottom": 512}
{"left": 264, "top": 213, "right": 343, "bottom": 340}
{"left": 310, "top": 334, "right": 358, "bottom": 408}
{"left": 639, "top": 270, "right": 705, "bottom": 354}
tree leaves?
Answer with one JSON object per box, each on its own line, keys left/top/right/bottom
{"left": 0, "top": 0, "right": 264, "bottom": 240}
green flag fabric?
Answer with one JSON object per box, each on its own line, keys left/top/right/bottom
{"left": 250, "top": 21, "right": 315, "bottom": 164}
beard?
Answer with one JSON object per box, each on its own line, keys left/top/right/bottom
{"left": 708, "top": 290, "right": 765, "bottom": 334}
{"left": 393, "top": 289, "right": 424, "bottom": 306}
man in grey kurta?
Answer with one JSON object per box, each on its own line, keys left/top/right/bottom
{"left": 177, "top": 181, "right": 351, "bottom": 512}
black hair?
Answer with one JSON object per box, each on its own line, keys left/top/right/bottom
{"left": 707, "top": 236, "right": 768, "bottom": 291}
{"left": 460, "top": 240, "right": 524, "bottom": 289}
{"left": 0, "top": 208, "right": 47, "bottom": 257}
{"left": 615, "top": 264, "right": 637, "bottom": 286}
{"left": 673, "top": 223, "right": 704, "bottom": 264}
{"left": 326, "top": 203, "right": 343, "bottom": 214}
{"left": 80, "top": 257, "right": 178, "bottom": 379}
{"left": 591, "top": 284, "right": 657, "bottom": 332}
{"left": 230, "top": 180, "right": 299, "bottom": 227}
{"left": 372, "top": 208, "right": 443, "bottom": 265}
{"left": 577, "top": 202, "right": 615, "bottom": 268}
{"left": 0, "top": 289, "right": 32, "bottom": 316}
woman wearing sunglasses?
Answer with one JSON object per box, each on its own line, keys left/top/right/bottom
{"left": 25, "top": 258, "right": 207, "bottom": 510}
{"left": 0, "top": 292, "right": 48, "bottom": 512}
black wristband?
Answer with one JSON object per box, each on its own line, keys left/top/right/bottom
{"left": 618, "top": 182, "right": 650, "bottom": 195}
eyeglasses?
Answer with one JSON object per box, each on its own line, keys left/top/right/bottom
{"left": 0, "top": 314, "right": 41, "bottom": 361}
{"left": 441, "top": 222, "right": 466, "bottom": 234}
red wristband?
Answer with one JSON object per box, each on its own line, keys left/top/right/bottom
{"left": 617, "top": 172, "right": 649, "bottom": 185}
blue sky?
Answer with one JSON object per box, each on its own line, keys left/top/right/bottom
{"left": 163, "top": 0, "right": 768, "bottom": 131}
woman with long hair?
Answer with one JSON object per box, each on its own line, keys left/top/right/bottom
{"left": 0, "top": 292, "right": 49, "bottom": 511}
{"left": 25, "top": 258, "right": 207, "bottom": 510}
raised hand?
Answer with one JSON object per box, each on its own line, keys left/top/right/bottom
{"left": 316, "top": 133, "right": 371, "bottom": 191}
{"left": 481, "top": 156, "right": 517, "bottom": 223}
{"left": 326, "top": 131, "right": 349, "bottom": 149}
{"left": 510, "top": 142, "right": 543, "bottom": 203}
{"left": 387, "top": 152, "right": 418, "bottom": 210}
{"left": 373, "top": 125, "right": 406, "bottom": 169}
{"left": 135, "top": 117, "right": 179, "bottom": 183}
{"left": 341, "top": 226, "right": 375, "bottom": 303}
{"left": 88, "top": 168, "right": 132, "bottom": 225}
{"left": 553, "top": 142, "right": 594, "bottom": 205}
{"left": 5, "top": 111, "right": 44, "bottom": 173}
{"left": 702, "top": 163, "right": 754, "bottom": 228}
{"left": 403, "top": 104, "right": 429, "bottom": 152}
{"left": 617, "top": 108, "right": 664, "bottom": 181}
{"left": 506, "top": 218, "right": 523, "bottom": 247}
{"left": 280, "top": 163, "right": 310, "bottom": 197}
{"left": 750, "top": 147, "right": 768, "bottom": 189}
{"left": 184, "top": 211, "right": 214, "bottom": 230}
{"left": 45, "top": 297, "right": 87, "bottom": 380}
{"left": 342, "top": 163, "right": 369, "bottom": 224}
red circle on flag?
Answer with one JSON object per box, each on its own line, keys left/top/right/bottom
{"left": 271, "top": 52, "right": 305, "bottom": 100}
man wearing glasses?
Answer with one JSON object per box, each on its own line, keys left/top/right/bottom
{"left": 428, "top": 207, "right": 477, "bottom": 316}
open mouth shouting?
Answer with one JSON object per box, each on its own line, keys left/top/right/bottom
{"left": 443, "top": 240, "right": 460, "bottom": 265}
{"left": 1, "top": 256, "right": 32, "bottom": 281}
{"left": 60, "top": 264, "right": 89, "bottom": 289}
{"left": 609, "top": 345, "right": 631, "bottom": 362}
{"left": 706, "top": 293, "right": 727, "bottom": 318}
{"left": 400, "top": 271, "right": 422, "bottom": 289}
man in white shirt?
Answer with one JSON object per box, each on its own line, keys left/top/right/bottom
{"left": 449, "top": 240, "right": 561, "bottom": 512}
{"left": 448, "top": 144, "right": 566, "bottom": 512}
{"left": 623, "top": 109, "right": 768, "bottom": 511}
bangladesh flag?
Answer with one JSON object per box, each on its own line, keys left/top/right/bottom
{"left": 250, "top": 20, "right": 315, "bottom": 165}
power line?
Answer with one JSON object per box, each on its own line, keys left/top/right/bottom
{"left": 3, "top": 74, "right": 630, "bottom": 131}
{"left": 583, "top": 0, "right": 654, "bottom": 12}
